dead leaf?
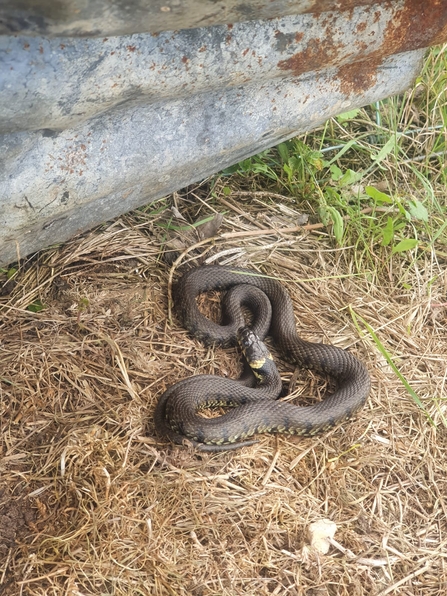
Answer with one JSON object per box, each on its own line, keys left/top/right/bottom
{"left": 197, "top": 213, "right": 224, "bottom": 239}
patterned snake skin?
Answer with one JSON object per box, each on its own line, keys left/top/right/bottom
{"left": 154, "top": 265, "right": 371, "bottom": 451}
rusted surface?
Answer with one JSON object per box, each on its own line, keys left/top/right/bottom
{"left": 3, "top": 3, "right": 446, "bottom": 135}
{"left": 278, "top": 0, "right": 447, "bottom": 77}
{"left": 336, "top": 57, "right": 381, "bottom": 96}
{"left": 0, "top": 47, "right": 425, "bottom": 266}
{"left": 382, "top": 0, "right": 447, "bottom": 52}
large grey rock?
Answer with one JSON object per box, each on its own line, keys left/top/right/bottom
{"left": 1, "top": 1, "right": 446, "bottom": 266}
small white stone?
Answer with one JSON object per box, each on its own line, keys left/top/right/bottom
{"left": 308, "top": 519, "right": 337, "bottom": 554}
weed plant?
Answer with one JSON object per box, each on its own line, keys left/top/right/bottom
{"left": 222, "top": 46, "right": 447, "bottom": 274}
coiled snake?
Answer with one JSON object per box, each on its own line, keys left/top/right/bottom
{"left": 154, "top": 265, "right": 371, "bottom": 451}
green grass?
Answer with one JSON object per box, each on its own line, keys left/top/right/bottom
{"left": 221, "top": 45, "right": 447, "bottom": 273}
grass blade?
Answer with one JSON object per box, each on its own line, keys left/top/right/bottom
{"left": 349, "top": 307, "right": 434, "bottom": 424}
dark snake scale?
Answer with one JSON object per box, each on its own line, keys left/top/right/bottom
{"left": 154, "top": 265, "right": 371, "bottom": 451}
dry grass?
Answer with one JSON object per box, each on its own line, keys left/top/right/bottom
{"left": 1, "top": 182, "right": 446, "bottom": 595}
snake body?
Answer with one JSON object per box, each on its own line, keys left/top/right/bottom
{"left": 154, "top": 265, "right": 371, "bottom": 450}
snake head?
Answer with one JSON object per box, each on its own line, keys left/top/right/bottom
{"left": 237, "top": 327, "right": 272, "bottom": 368}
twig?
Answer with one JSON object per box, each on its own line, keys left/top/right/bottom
{"left": 377, "top": 562, "right": 431, "bottom": 595}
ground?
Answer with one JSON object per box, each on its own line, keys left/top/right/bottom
{"left": 0, "top": 183, "right": 446, "bottom": 595}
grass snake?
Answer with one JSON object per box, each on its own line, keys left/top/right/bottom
{"left": 154, "top": 265, "right": 371, "bottom": 451}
